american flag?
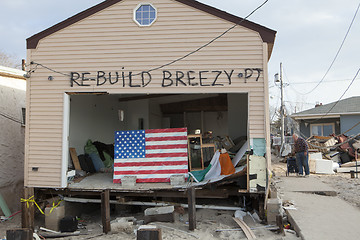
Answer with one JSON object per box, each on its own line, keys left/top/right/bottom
{"left": 113, "top": 128, "right": 188, "bottom": 183}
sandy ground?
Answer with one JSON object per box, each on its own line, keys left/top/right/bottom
{"left": 0, "top": 207, "right": 297, "bottom": 240}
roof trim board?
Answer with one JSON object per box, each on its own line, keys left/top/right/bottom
{"left": 291, "top": 97, "right": 360, "bottom": 118}
{"left": 26, "top": 0, "right": 276, "bottom": 51}
{"left": 292, "top": 112, "right": 360, "bottom": 120}
{"left": 292, "top": 114, "right": 340, "bottom": 120}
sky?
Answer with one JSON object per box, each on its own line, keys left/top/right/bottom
{"left": 1, "top": 0, "right": 359, "bottom": 115}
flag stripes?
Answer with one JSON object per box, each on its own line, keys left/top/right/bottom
{"left": 113, "top": 128, "right": 188, "bottom": 183}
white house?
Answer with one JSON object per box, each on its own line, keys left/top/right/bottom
{"left": 0, "top": 65, "right": 26, "bottom": 213}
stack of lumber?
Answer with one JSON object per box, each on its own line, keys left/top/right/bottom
{"left": 338, "top": 161, "right": 360, "bottom": 173}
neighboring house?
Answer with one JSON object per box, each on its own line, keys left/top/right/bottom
{"left": 0, "top": 65, "right": 26, "bottom": 213}
{"left": 24, "top": 0, "right": 276, "bottom": 226}
{"left": 291, "top": 96, "right": 360, "bottom": 138}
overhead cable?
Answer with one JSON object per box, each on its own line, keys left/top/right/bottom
{"left": 0, "top": 111, "right": 23, "bottom": 125}
{"left": 29, "top": 0, "right": 270, "bottom": 77}
{"left": 304, "top": 67, "right": 360, "bottom": 123}
{"left": 300, "top": 1, "right": 360, "bottom": 95}
{"left": 343, "top": 120, "right": 360, "bottom": 135}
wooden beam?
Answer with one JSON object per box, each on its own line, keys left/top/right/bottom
{"left": 69, "top": 148, "right": 81, "bottom": 171}
{"left": 247, "top": 155, "right": 250, "bottom": 192}
{"left": 101, "top": 190, "right": 111, "bottom": 234}
{"left": 160, "top": 95, "right": 228, "bottom": 114}
{"left": 66, "top": 92, "right": 108, "bottom": 95}
{"left": 187, "top": 187, "right": 196, "bottom": 231}
{"left": 232, "top": 217, "right": 256, "bottom": 239}
{"left": 0, "top": 72, "right": 26, "bottom": 80}
{"left": 21, "top": 187, "right": 34, "bottom": 230}
{"left": 337, "top": 167, "right": 360, "bottom": 173}
{"left": 118, "top": 94, "right": 177, "bottom": 102}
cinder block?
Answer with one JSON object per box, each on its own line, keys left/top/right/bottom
{"left": 145, "top": 206, "right": 174, "bottom": 216}
{"left": 267, "top": 198, "right": 282, "bottom": 224}
{"left": 137, "top": 225, "right": 162, "bottom": 240}
{"left": 144, "top": 206, "right": 175, "bottom": 224}
{"left": 170, "top": 175, "right": 185, "bottom": 186}
{"left": 121, "top": 176, "right": 136, "bottom": 187}
{"left": 45, "top": 205, "right": 65, "bottom": 232}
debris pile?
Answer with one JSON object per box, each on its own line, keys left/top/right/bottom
{"left": 281, "top": 134, "right": 360, "bottom": 175}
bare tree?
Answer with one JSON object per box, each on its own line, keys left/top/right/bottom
{"left": 0, "top": 50, "right": 21, "bottom": 69}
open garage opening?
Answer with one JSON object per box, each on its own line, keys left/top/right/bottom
{"left": 66, "top": 92, "right": 248, "bottom": 188}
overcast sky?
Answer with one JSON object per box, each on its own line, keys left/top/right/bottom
{"left": 1, "top": 0, "right": 359, "bottom": 113}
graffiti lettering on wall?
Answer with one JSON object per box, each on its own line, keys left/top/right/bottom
{"left": 70, "top": 69, "right": 263, "bottom": 87}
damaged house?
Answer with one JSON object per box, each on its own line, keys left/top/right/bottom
{"left": 291, "top": 96, "right": 360, "bottom": 138}
{"left": 24, "top": 0, "right": 276, "bottom": 231}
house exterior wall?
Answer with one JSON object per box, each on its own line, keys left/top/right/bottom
{"left": 340, "top": 115, "right": 360, "bottom": 136}
{"left": 26, "top": 0, "right": 272, "bottom": 187}
{"left": 0, "top": 67, "right": 26, "bottom": 212}
{"left": 299, "top": 118, "right": 340, "bottom": 138}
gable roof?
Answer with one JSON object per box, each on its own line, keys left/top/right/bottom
{"left": 26, "top": 0, "right": 276, "bottom": 55}
{"left": 291, "top": 96, "right": 360, "bottom": 119}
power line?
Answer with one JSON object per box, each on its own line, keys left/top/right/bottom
{"left": 0, "top": 111, "right": 23, "bottom": 125}
{"left": 300, "top": 1, "right": 360, "bottom": 95}
{"left": 304, "top": 67, "right": 360, "bottom": 123}
{"left": 138, "top": 0, "right": 270, "bottom": 75}
{"left": 343, "top": 120, "right": 360, "bottom": 135}
{"left": 28, "top": 0, "right": 270, "bottom": 77}
{"left": 271, "top": 106, "right": 278, "bottom": 122}
{"left": 284, "top": 100, "right": 315, "bottom": 105}
{"left": 30, "top": 62, "right": 69, "bottom": 77}
{"left": 290, "top": 78, "right": 359, "bottom": 85}
{"left": 282, "top": 66, "right": 305, "bottom": 96}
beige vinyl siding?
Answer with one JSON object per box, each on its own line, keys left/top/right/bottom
{"left": 26, "top": 0, "right": 268, "bottom": 187}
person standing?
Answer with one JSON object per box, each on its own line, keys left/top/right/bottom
{"left": 292, "top": 133, "right": 310, "bottom": 177}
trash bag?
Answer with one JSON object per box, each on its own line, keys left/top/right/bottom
{"left": 84, "top": 140, "right": 104, "bottom": 172}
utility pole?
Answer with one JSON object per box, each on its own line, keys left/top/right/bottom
{"left": 274, "top": 63, "right": 285, "bottom": 152}
{"left": 280, "top": 62, "right": 285, "bottom": 148}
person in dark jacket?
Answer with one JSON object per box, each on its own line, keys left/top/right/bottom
{"left": 292, "top": 133, "right": 310, "bottom": 177}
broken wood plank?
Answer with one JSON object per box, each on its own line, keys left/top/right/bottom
{"left": 232, "top": 217, "right": 256, "bottom": 239}
{"left": 101, "top": 190, "right": 111, "bottom": 234}
{"left": 337, "top": 167, "right": 360, "bottom": 173}
{"left": 69, "top": 148, "right": 81, "bottom": 171}
{"left": 340, "top": 161, "right": 360, "bottom": 168}
{"left": 187, "top": 187, "right": 196, "bottom": 231}
{"left": 264, "top": 169, "right": 271, "bottom": 210}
